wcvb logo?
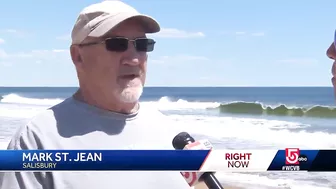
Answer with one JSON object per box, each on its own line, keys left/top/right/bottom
{"left": 285, "top": 148, "right": 308, "bottom": 165}
{"left": 285, "top": 148, "right": 300, "bottom": 165}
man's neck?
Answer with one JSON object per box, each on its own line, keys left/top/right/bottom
{"left": 73, "top": 89, "right": 139, "bottom": 114}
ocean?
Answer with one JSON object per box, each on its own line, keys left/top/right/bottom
{"left": 1, "top": 86, "right": 336, "bottom": 189}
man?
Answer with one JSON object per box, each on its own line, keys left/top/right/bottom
{"left": 0, "top": 1, "right": 191, "bottom": 189}
{"left": 326, "top": 31, "right": 336, "bottom": 95}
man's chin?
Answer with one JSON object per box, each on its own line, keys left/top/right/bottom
{"left": 117, "top": 86, "right": 143, "bottom": 103}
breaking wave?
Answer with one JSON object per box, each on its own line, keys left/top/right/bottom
{"left": 215, "top": 102, "right": 336, "bottom": 118}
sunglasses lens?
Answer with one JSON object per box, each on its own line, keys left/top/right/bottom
{"left": 105, "top": 38, "right": 156, "bottom": 52}
{"left": 105, "top": 38, "right": 128, "bottom": 52}
{"left": 136, "top": 38, "right": 155, "bottom": 52}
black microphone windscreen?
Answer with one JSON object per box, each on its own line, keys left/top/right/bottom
{"left": 172, "top": 132, "right": 196, "bottom": 149}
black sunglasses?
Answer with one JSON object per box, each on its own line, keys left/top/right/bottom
{"left": 79, "top": 37, "right": 156, "bottom": 52}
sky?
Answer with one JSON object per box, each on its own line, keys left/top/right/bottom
{"left": 0, "top": 0, "right": 335, "bottom": 87}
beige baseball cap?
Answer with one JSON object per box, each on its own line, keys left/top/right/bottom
{"left": 71, "top": 0, "right": 160, "bottom": 45}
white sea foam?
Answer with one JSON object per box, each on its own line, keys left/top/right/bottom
{"left": 1, "top": 93, "right": 63, "bottom": 106}
{"left": 0, "top": 104, "right": 46, "bottom": 118}
{"left": 0, "top": 141, "right": 7, "bottom": 149}
{"left": 166, "top": 114, "right": 336, "bottom": 149}
{"left": 142, "top": 96, "right": 220, "bottom": 110}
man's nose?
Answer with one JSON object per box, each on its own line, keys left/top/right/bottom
{"left": 122, "top": 42, "right": 143, "bottom": 66}
{"left": 326, "top": 42, "right": 336, "bottom": 60}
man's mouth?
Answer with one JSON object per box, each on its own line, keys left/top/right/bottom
{"left": 120, "top": 74, "right": 139, "bottom": 80}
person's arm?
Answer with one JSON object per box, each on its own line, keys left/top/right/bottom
{"left": 0, "top": 125, "right": 46, "bottom": 189}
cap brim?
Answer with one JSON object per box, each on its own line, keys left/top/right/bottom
{"left": 88, "top": 12, "right": 160, "bottom": 38}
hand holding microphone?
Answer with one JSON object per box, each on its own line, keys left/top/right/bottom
{"left": 172, "top": 132, "right": 224, "bottom": 189}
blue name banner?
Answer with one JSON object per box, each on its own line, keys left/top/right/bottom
{"left": 0, "top": 150, "right": 209, "bottom": 171}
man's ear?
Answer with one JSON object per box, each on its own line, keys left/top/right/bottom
{"left": 70, "top": 45, "right": 83, "bottom": 67}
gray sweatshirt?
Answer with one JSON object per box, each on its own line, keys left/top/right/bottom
{"left": 0, "top": 97, "right": 191, "bottom": 189}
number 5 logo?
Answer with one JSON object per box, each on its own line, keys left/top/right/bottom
{"left": 285, "top": 148, "right": 299, "bottom": 165}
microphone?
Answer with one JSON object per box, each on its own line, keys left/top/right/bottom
{"left": 172, "top": 132, "right": 224, "bottom": 189}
